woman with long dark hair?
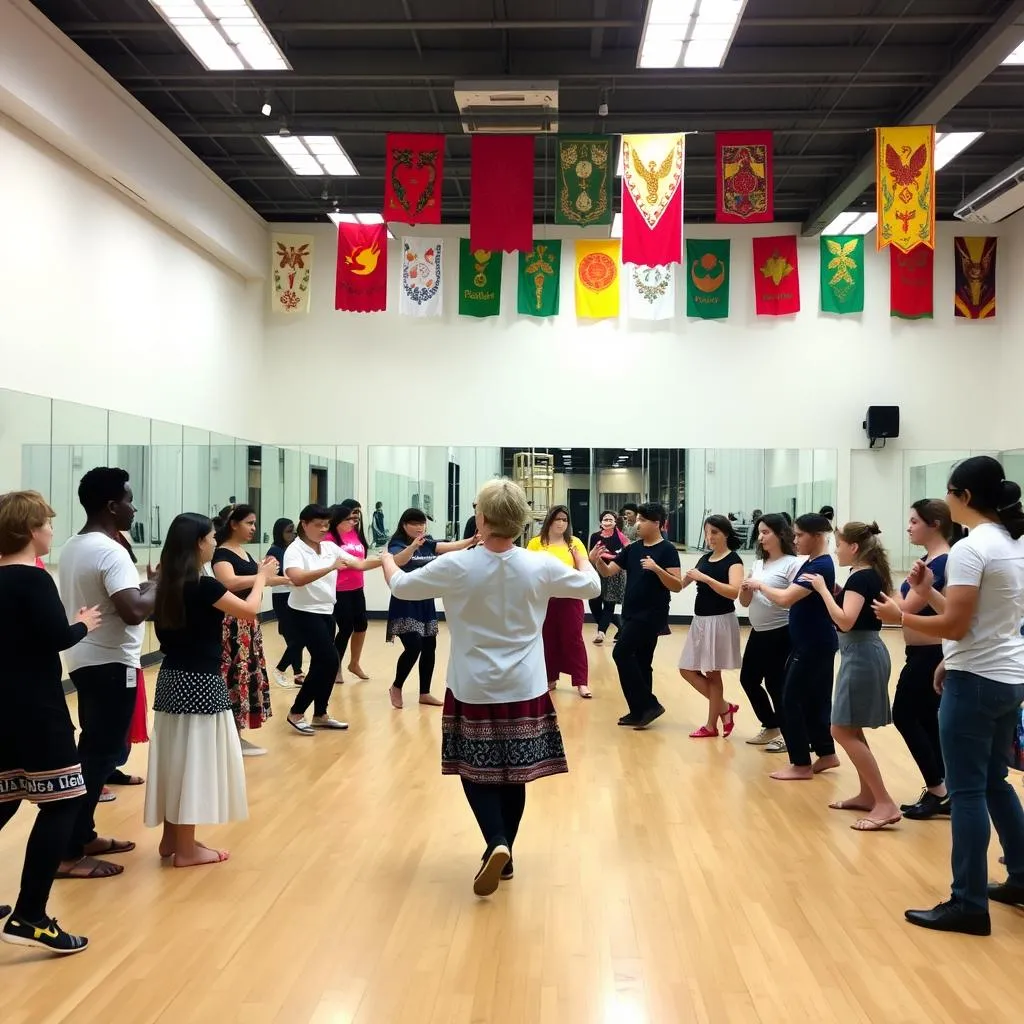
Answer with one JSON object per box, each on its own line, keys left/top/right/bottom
{"left": 679, "top": 514, "right": 744, "bottom": 737}
{"left": 268, "top": 518, "right": 304, "bottom": 688}
{"left": 146, "top": 513, "right": 273, "bottom": 867}
{"left": 527, "top": 505, "right": 593, "bottom": 698}
{"left": 587, "top": 510, "right": 629, "bottom": 645}
{"left": 875, "top": 456, "right": 1024, "bottom": 935}
{"left": 386, "top": 508, "right": 477, "bottom": 709}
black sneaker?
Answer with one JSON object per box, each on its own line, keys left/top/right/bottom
{"left": 1, "top": 915, "right": 88, "bottom": 954}
{"left": 473, "top": 842, "right": 510, "bottom": 897}
{"left": 633, "top": 704, "right": 666, "bottom": 730}
{"left": 901, "top": 791, "right": 951, "bottom": 819}
{"left": 617, "top": 714, "right": 639, "bottom": 727}
{"left": 500, "top": 859, "right": 514, "bottom": 881}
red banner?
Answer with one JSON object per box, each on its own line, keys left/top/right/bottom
{"left": 752, "top": 235, "right": 800, "bottom": 315}
{"left": 470, "top": 135, "right": 534, "bottom": 253}
{"left": 384, "top": 133, "right": 444, "bottom": 225}
{"left": 621, "top": 133, "right": 684, "bottom": 267}
{"left": 335, "top": 223, "right": 387, "bottom": 313}
{"left": 890, "top": 244, "right": 933, "bottom": 319}
{"left": 716, "top": 131, "right": 773, "bottom": 223}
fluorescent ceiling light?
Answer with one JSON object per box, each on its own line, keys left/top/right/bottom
{"left": 611, "top": 212, "right": 622, "bottom": 238}
{"left": 637, "top": 0, "right": 748, "bottom": 69}
{"left": 934, "top": 131, "right": 983, "bottom": 171}
{"left": 1002, "top": 41, "right": 1024, "bottom": 64}
{"left": 328, "top": 211, "right": 393, "bottom": 238}
{"left": 150, "top": 0, "right": 290, "bottom": 71}
{"left": 265, "top": 135, "right": 358, "bottom": 176}
{"left": 822, "top": 210, "right": 876, "bottom": 235}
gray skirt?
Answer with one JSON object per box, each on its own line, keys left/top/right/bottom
{"left": 678, "top": 613, "right": 741, "bottom": 672}
{"left": 832, "top": 631, "right": 892, "bottom": 729}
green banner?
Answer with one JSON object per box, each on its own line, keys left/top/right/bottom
{"left": 820, "top": 235, "right": 865, "bottom": 314}
{"left": 517, "top": 241, "right": 561, "bottom": 317}
{"left": 685, "top": 239, "right": 730, "bottom": 319}
{"left": 554, "top": 136, "right": 613, "bottom": 226}
{"left": 458, "top": 239, "right": 502, "bottom": 317}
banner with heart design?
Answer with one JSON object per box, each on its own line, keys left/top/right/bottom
{"left": 621, "top": 133, "right": 684, "bottom": 268}
{"left": 384, "top": 133, "right": 444, "bottom": 225}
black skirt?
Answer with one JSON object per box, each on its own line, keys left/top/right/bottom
{"left": 0, "top": 697, "right": 86, "bottom": 805}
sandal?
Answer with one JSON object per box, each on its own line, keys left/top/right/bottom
{"left": 720, "top": 703, "right": 739, "bottom": 738}
{"left": 55, "top": 856, "right": 124, "bottom": 879}
{"left": 84, "top": 838, "right": 136, "bottom": 856}
{"left": 689, "top": 725, "right": 719, "bottom": 738}
{"left": 851, "top": 814, "right": 902, "bottom": 832}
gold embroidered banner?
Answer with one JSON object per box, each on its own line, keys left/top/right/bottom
{"left": 876, "top": 125, "right": 935, "bottom": 252}
{"left": 272, "top": 234, "right": 313, "bottom": 314}
{"left": 555, "top": 136, "right": 612, "bottom": 226}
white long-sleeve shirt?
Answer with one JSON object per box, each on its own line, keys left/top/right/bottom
{"left": 388, "top": 544, "right": 601, "bottom": 703}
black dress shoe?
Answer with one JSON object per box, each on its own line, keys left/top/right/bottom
{"left": 905, "top": 899, "right": 991, "bottom": 935}
{"left": 617, "top": 714, "right": 639, "bottom": 727}
{"left": 633, "top": 704, "right": 666, "bottom": 730}
{"left": 901, "top": 791, "right": 951, "bottom": 820}
{"left": 988, "top": 881, "right": 1024, "bottom": 906}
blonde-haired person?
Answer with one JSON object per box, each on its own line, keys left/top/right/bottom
{"left": 801, "top": 522, "right": 900, "bottom": 830}
{"left": 381, "top": 479, "right": 600, "bottom": 897}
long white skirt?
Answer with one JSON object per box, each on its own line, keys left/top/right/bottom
{"left": 144, "top": 710, "right": 248, "bottom": 827}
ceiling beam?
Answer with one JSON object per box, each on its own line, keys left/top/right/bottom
{"left": 801, "top": 0, "right": 1024, "bottom": 235}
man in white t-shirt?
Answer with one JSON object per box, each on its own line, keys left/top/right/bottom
{"left": 56, "top": 468, "right": 156, "bottom": 880}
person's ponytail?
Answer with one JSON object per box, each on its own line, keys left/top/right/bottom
{"left": 997, "top": 479, "right": 1024, "bottom": 540}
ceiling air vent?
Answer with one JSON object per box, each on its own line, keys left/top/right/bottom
{"left": 954, "top": 156, "right": 1024, "bottom": 224}
{"left": 454, "top": 80, "right": 559, "bottom": 134}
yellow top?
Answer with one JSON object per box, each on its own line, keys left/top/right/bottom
{"left": 526, "top": 534, "right": 587, "bottom": 568}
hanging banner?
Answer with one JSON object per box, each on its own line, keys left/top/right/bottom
{"left": 876, "top": 125, "right": 935, "bottom": 252}
{"left": 890, "top": 244, "right": 934, "bottom": 319}
{"left": 752, "top": 235, "right": 800, "bottom": 316}
{"left": 470, "top": 135, "right": 534, "bottom": 253}
{"left": 715, "top": 131, "right": 773, "bottom": 223}
{"left": 335, "top": 223, "right": 387, "bottom": 313}
{"left": 517, "top": 241, "right": 561, "bottom": 317}
{"left": 272, "top": 234, "right": 313, "bottom": 315}
{"left": 627, "top": 265, "right": 675, "bottom": 321}
{"left": 554, "top": 136, "right": 613, "bottom": 227}
{"left": 954, "top": 236, "right": 997, "bottom": 319}
{"left": 384, "top": 133, "right": 444, "bottom": 225}
{"left": 458, "top": 239, "right": 503, "bottom": 318}
{"left": 685, "top": 239, "right": 730, "bottom": 319}
{"left": 621, "top": 133, "right": 684, "bottom": 267}
{"left": 574, "top": 239, "right": 620, "bottom": 319}
{"left": 819, "top": 235, "right": 865, "bottom": 315}
{"left": 399, "top": 239, "right": 443, "bottom": 317}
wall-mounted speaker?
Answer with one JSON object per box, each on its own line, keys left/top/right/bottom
{"left": 863, "top": 406, "right": 900, "bottom": 448}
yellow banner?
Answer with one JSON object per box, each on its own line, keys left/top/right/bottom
{"left": 575, "top": 240, "right": 620, "bottom": 318}
{"left": 876, "top": 125, "right": 935, "bottom": 252}
{"left": 272, "top": 234, "right": 313, "bottom": 314}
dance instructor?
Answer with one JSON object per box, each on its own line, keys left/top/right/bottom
{"left": 381, "top": 479, "right": 600, "bottom": 897}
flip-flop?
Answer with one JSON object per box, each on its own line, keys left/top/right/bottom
{"left": 851, "top": 815, "right": 902, "bottom": 832}
{"left": 829, "top": 800, "right": 873, "bottom": 812}
{"left": 85, "top": 838, "right": 136, "bottom": 856}
{"left": 107, "top": 770, "right": 144, "bottom": 786}
{"left": 55, "top": 856, "right": 124, "bottom": 879}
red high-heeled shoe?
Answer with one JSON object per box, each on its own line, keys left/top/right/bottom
{"left": 721, "top": 703, "right": 739, "bottom": 737}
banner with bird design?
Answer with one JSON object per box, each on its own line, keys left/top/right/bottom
{"left": 954, "top": 236, "right": 996, "bottom": 319}
{"left": 876, "top": 125, "right": 935, "bottom": 252}
{"left": 517, "top": 241, "right": 562, "bottom": 317}
{"left": 752, "top": 235, "right": 800, "bottom": 316}
{"left": 555, "top": 136, "right": 613, "bottom": 226}
{"left": 819, "top": 235, "right": 865, "bottom": 315}
{"left": 335, "top": 223, "right": 387, "bottom": 313}
{"left": 685, "top": 239, "right": 730, "bottom": 319}
{"left": 715, "top": 131, "right": 773, "bottom": 223}
{"left": 384, "top": 133, "right": 444, "bottom": 225}
{"left": 890, "top": 243, "right": 933, "bottom": 319}
{"left": 627, "top": 265, "right": 676, "bottom": 321}
{"left": 399, "top": 239, "right": 444, "bottom": 317}
{"left": 272, "top": 234, "right": 313, "bottom": 314}
{"left": 458, "top": 239, "right": 503, "bottom": 317}
{"left": 621, "top": 133, "right": 684, "bottom": 267}
{"left": 575, "top": 239, "right": 620, "bottom": 319}
{"left": 470, "top": 135, "right": 534, "bottom": 253}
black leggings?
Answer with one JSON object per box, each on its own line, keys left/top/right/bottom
{"left": 739, "top": 627, "right": 791, "bottom": 730}
{"left": 273, "top": 595, "right": 304, "bottom": 675}
{"left": 393, "top": 634, "right": 437, "bottom": 694}
{"left": 893, "top": 644, "right": 945, "bottom": 788}
{"left": 461, "top": 779, "right": 527, "bottom": 851}
{"left": 333, "top": 589, "right": 369, "bottom": 662}
{"left": 289, "top": 611, "right": 339, "bottom": 717}
{"left": 779, "top": 647, "right": 836, "bottom": 767}
{"left": 0, "top": 796, "right": 82, "bottom": 922}
{"left": 588, "top": 597, "right": 621, "bottom": 635}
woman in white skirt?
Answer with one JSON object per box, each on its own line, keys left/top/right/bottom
{"left": 679, "top": 515, "right": 744, "bottom": 738}
{"left": 145, "top": 513, "right": 276, "bottom": 867}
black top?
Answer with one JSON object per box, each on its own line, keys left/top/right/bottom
{"left": 463, "top": 516, "right": 477, "bottom": 540}
{"left": 694, "top": 551, "right": 743, "bottom": 616}
{"left": 212, "top": 546, "right": 257, "bottom": 600}
{"left": 613, "top": 539, "right": 681, "bottom": 629}
{"left": 899, "top": 552, "right": 948, "bottom": 617}
{"left": 589, "top": 529, "right": 628, "bottom": 559}
{"left": 789, "top": 554, "right": 838, "bottom": 652}
{"left": 841, "top": 567, "right": 885, "bottom": 632}
{"left": 156, "top": 575, "right": 228, "bottom": 673}
{"left": 268, "top": 544, "right": 287, "bottom": 605}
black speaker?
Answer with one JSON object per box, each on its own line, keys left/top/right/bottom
{"left": 864, "top": 406, "right": 899, "bottom": 447}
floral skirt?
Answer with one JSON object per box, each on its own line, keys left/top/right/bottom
{"left": 221, "top": 616, "right": 272, "bottom": 730}
{"left": 441, "top": 689, "right": 568, "bottom": 784}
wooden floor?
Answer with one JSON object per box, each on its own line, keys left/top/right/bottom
{"left": 2, "top": 623, "right": 1021, "bottom": 1024}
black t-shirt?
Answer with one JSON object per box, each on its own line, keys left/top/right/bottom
{"left": 589, "top": 530, "right": 628, "bottom": 559}
{"left": 789, "top": 554, "right": 838, "bottom": 652}
{"left": 211, "top": 546, "right": 257, "bottom": 600}
{"left": 613, "top": 539, "right": 681, "bottom": 629}
{"left": 156, "top": 575, "right": 228, "bottom": 673}
{"left": 694, "top": 550, "right": 743, "bottom": 616}
{"left": 841, "top": 567, "right": 885, "bottom": 632}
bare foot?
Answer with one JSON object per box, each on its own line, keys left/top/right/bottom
{"left": 829, "top": 797, "right": 873, "bottom": 812}
{"left": 770, "top": 765, "right": 814, "bottom": 781}
{"left": 418, "top": 693, "right": 443, "bottom": 706}
{"left": 173, "top": 846, "right": 229, "bottom": 868}
{"left": 389, "top": 686, "right": 403, "bottom": 709}
{"left": 56, "top": 856, "right": 124, "bottom": 878}
{"left": 348, "top": 663, "right": 370, "bottom": 680}
{"left": 812, "top": 755, "right": 841, "bottom": 773}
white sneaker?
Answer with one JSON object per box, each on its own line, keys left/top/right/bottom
{"left": 239, "top": 738, "right": 267, "bottom": 757}
{"left": 746, "top": 727, "right": 781, "bottom": 746}
{"left": 764, "top": 737, "right": 788, "bottom": 753}
{"left": 273, "top": 670, "right": 291, "bottom": 688}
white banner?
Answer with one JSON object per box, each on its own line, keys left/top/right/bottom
{"left": 399, "top": 239, "right": 444, "bottom": 317}
{"left": 627, "top": 264, "right": 675, "bottom": 321}
{"left": 271, "top": 234, "right": 313, "bottom": 314}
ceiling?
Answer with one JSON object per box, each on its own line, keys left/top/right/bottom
{"left": 28, "top": 0, "right": 1024, "bottom": 229}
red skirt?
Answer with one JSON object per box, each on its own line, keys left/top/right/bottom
{"left": 441, "top": 689, "right": 568, "bottom": 784}
{"left": 541, "top": 597, "right": 588, "bottom": 687}
{"left": 127, "top": 668, "right": 149, "bottom": 744}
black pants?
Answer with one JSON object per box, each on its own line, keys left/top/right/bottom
{"left": 0, "top": 797, "right": 82, "bottom": 922}
{"left": 66, "top": 663, "right": 138, "bottom": 860}
{"left": 461, "top": 778, "right": 526, "bottom": 851}
{"left": 739, "top": 626, "right": 791, "bottom": 730}
{"left": 333, "top": 589, "right": 369, "bottom": 662}
{"left": 588, "top": 597, "right": 621, "bottom": 635}
{"left": 393, "top": 634, "right": 437, "bottom": 694}
{"left": 612, "top": 618, "right": 662, "bottom": 717}
{"left": 289, "top": 611, "right": 338, "bottom": 717}
{"left": 273, "top": 594, "right": 304, "bottom": 675}
{"left": 779, "top": 647, "right": 836, "bottom": 767}
{"left": 893, "top": 644, "right": 945, "bottom": 788}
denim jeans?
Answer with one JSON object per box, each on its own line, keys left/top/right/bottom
{"left": 939, "top": 670, "right": 1024, "bottom": 911}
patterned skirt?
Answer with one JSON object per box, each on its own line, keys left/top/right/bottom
{"left": 441, "top": 689, "right": 568, "bottom": 784}
{"left": 602, "top": 569, "right": 626, "bottom": 605}
{"left": 221, "top": 616, "right": 272, "bottom": 730}
{"left": 386, "top": 595, "right": 439, "bottom": 643}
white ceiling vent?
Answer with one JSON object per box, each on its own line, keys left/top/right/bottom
{"left": 954, "top": 157, "right": 1024, "bottom": 224}
{"left": 454, "top": 80, "right": 558, "bottom": 134}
